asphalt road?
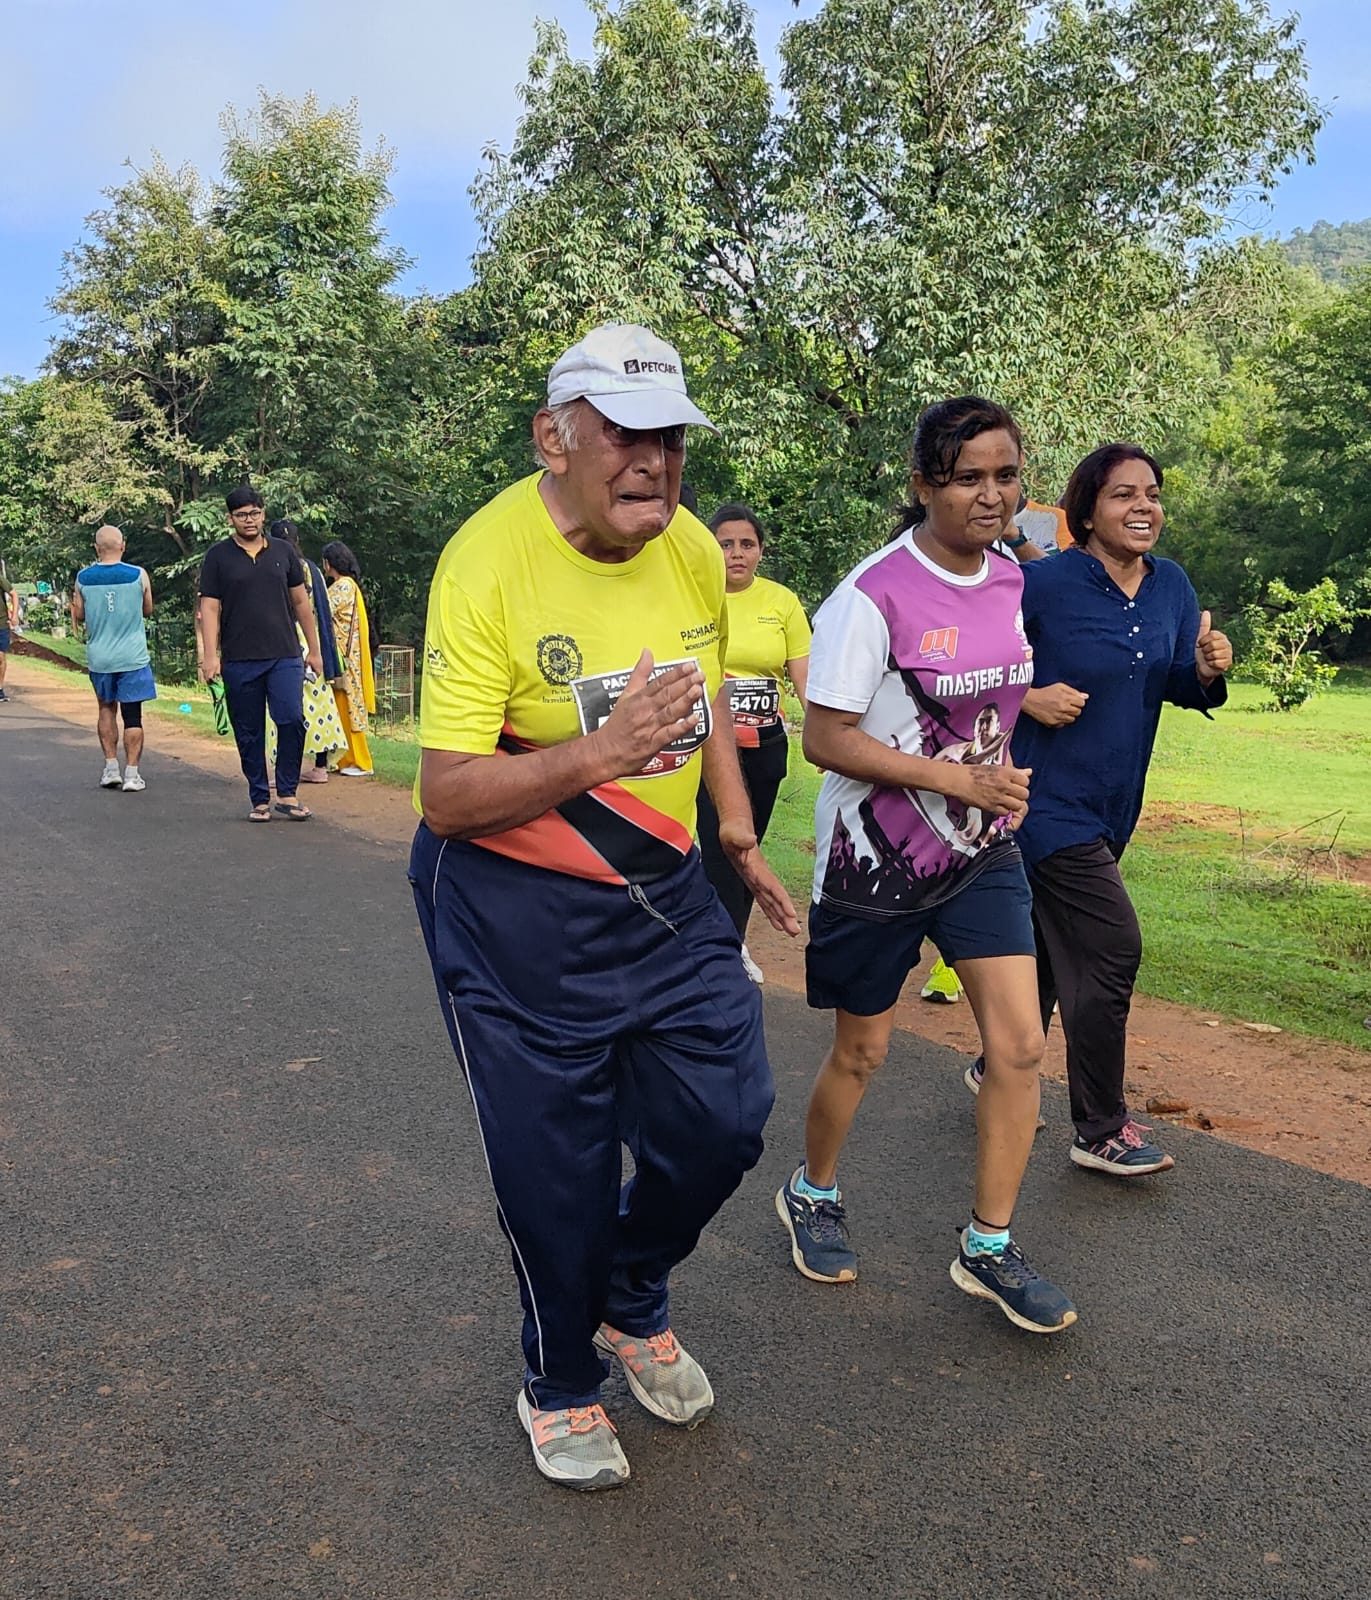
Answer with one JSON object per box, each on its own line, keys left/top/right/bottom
{"left": 2, "top": 697, "right": 1368, "bottom": 1600}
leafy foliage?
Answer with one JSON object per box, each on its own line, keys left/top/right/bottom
{"left": 1239, "top": 577, "right": 1371, "bottom": 710}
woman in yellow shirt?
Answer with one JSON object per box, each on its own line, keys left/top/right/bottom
{"left": 697, "top": 503, "right": 811, "bottom": 981}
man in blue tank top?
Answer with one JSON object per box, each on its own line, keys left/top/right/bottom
{"left": 71, "top": 526, "right": 156, "bottom": 792}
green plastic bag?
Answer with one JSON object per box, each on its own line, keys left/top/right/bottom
{"left": 208, "top": 676, "right": 232, "bottom": 737}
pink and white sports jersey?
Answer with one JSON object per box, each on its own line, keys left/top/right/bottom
{"left": 808, "top": 533, "right": 1034, "bottom": 919}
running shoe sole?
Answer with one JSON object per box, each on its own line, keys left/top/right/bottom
{"left": 515, "top": 1391, "right": 629, "bottom": 1491}
{"left": 593, "top": 1331, "right": 714, "bottom": 1428}
{"left": 1070, "top": 1144, "right": 1175, "bottom": 1177}
{"left": 949, "top": 1258, "right": 1079, "bottom": 1335}
{"left": 774, "top": 1187, "right": 857, "bottom": 1283}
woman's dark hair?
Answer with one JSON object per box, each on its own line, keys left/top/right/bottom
{"left": 894, "top": 396, "right": 1022, "bottom": 533}
{"left": 321, "top": 540, "right": 362, "bottom": 581}
{"left": 1061, "top": 444, "right": 1163, "bottom": 545}
{"left": 225, "top": 483, "right": 265, "bottom": 513}
{"left": 269, "top": 518, "right": 301, "bottom": 550}
{"left": 708, "top": 502, "right": 766, "bottom": 547}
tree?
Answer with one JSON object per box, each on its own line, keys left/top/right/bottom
{"left": 49, "top": 161, "right": 228, "bottom": 554}
{"left": 1240, "top": 577, "right": 1371, "bottom": 710}
{"left": 470, "top": 0, "right": 1322, "bottom": 599}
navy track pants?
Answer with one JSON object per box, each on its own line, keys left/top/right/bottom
{"left": 410, "top": 824, "right": 775, "bottom": 1410}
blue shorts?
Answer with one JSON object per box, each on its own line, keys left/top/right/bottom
{"left": 805, "top": 843, "right": 1036, "bottom": 1015}
{"left": 90, "top": 665, "right": 157, "bottom": 706}
{"left": 0, "top": 627, "right": 11, "bottom": 652}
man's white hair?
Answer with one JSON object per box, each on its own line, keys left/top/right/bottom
{"left": 533, "top": 401, "right": 582, "bottom": 468}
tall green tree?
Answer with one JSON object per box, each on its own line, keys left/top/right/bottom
{"left": 470, "top": 0, "right": 1322, "bottom": 599}
{"left": 49, "top": 161, "right": 228, "bottom": 554}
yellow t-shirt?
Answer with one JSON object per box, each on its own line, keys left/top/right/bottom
{"left": 418, "top": 473, "right": 727, "bottom": 884}
{"left": 721, "top": 574, "right": 811, "bottom": 747}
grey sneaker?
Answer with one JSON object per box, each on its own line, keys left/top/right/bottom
{"left": 100, "top": 763, "right": 123, "bottom": 789}
{"left": 594, "top": 1324, "right": 714, "bottom": 1427}
{"left": 515, "top": 1391, "right": 630, "bottom": 1490}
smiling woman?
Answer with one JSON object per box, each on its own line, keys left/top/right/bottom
{"left": 1004, "top": 443, "right": 1235, "bottom": 1179}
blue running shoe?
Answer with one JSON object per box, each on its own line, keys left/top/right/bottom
{"left": 775, "top": 1167, "right": 858, "bottom": 1283}
{"left": 950, "top": 1230, "right": 1077, "bottom": 1334}
{"left": 1071, "top": 1118, "right": 1174, "bottom": 1176}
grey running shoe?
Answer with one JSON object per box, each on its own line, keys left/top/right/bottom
{"left": 515, "top": 1392, "right": 630, "bottom": 1490}
{"left": 121, "top": 772, "right": 146, "bottom": 792}
{"left": 775, "top": 1166, "right": 858, "bottom": 1283}
{"left": 594, "top": 1324, "right": 714, "bottom": 1428}
{"left": 100, "top": 762, "right": 123, "bottom": 789}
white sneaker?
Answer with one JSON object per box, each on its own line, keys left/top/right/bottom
{"left": 338, "top": 765, "right": 369, "bottom": 777}
{"left": 121, "top": 772, "right": 146, "bottom": 792}
{"left": 740, "top": 944, "right": 764, "bottom": 985}
{"left": 100, "top": 763, "right": 123, "bottom": 789}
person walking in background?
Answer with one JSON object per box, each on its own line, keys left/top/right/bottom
{"left": 199, "top": 486, "right": 323, "bottom": 823}
{"left": 267, "top": 520, "right": 347, "bottom": 784}
{"left": 321, "top": 542, "right": 375, "bottom": 777}
{"left": 0, "top": 557, "right": 14, "bottom": 703}
{"left": 964, "top": 443, "right": 1232, "bottom": 1177}
{"left": 70, "top": 526, "right": 155, "bottom": 792}
{"left": 776, "top": 396, "right": 1076, "bottom": 1335}
{"left": 696, "top": 503, "right": 811, "bottom": 984}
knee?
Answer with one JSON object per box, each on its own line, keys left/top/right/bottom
{"left": 829, "top": 1036, "right": 889, "bottom": 1085}
{"left": 984, "top": 1028, "right": 1044, "bottom": 1078}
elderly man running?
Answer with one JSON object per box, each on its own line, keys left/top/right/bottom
{"left": 411, "top": 324, "right": 799, "bottom": 1491}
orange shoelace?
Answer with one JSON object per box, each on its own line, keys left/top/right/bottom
{"left": 530, "top": 1404, "right": 616, "bottom": 1446}
{"left": 602, "top": 1327, "right": 681, "bottom": 1375}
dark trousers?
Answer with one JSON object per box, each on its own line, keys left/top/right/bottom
{"left": 1028, "top": 837, "right": 1142, "bottom": 1142}
{"left": 409, "top": 827, "right": 775, "bottom": 1410}
{"left": 697, "top": 733, "right": 790, "bottom": 937}
{"left": 221, "top": 657, "right": 305, "bottom": 808}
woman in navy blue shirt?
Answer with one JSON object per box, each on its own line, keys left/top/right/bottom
{"left": 970, "top": 444, "right": 1232, "bottom": 1177}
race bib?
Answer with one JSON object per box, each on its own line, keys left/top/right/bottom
{"left": 727, "top": 675, "right": 781, "bottom": 730}
{"left": 570, "top": 657, "right": 712, "bottom": 778}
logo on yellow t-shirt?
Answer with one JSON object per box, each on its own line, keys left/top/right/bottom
{"left": 537, "top": 633, "right": 583, "bottom": 686}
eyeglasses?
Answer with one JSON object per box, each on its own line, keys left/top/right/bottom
{"left": 602, "top": 420, "right": 688, "bottom": 453}
{"left": 230, "top": 508, "right": 264, "bottom": 520}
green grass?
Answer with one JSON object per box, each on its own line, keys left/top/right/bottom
{"left": 1145, "top": 669, "right": 1371, "bottom": 855}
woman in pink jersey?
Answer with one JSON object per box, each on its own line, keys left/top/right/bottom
{"left": 774, "top": 396, "right": 1077, "bottom": 1334}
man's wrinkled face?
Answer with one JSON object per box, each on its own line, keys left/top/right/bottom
{"left": 540, "top": 401, "right": 686, "bottom": 555}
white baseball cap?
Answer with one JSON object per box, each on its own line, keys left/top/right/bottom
{"left": 546, "top": 323, "right": 717, "bottom": 432}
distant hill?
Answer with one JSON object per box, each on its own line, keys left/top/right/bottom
{"left": 1282, "top": 218, "right": 1371, "bottom": 283}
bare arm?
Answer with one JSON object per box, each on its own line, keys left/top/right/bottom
{"left": 420, "top": 651, "right": 703, "bottom": 840}
{"left": 70, "top": 587, "right": 85, "bottom": 624}
{"left": 786, "top": 655, "right": 809, "bottom": 708}
{"left": 290, "top": 584, "right": 323, "bottom": 674}
{"left": 141, "top": 570, "right": 154, "bottom": 618}
{"left": 701, "top": 684, "right": 801, "bottom": 936}
{"left": 201, "top": 596, "right": 222, "bottom": 679}
{"left": 803, "top": 702, "right": 1031, "bottom": 823}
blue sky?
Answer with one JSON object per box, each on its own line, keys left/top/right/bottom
{"left": 3, "top": 0, "right": 1368, "bottom": 378}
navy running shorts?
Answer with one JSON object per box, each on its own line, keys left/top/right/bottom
{"left": 805, "top": 843, "right": 1036, "bottom": 1015}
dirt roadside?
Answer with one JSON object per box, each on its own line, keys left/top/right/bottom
{"left": 10, "top": 655, "right": 1369, "bottom": 1187}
